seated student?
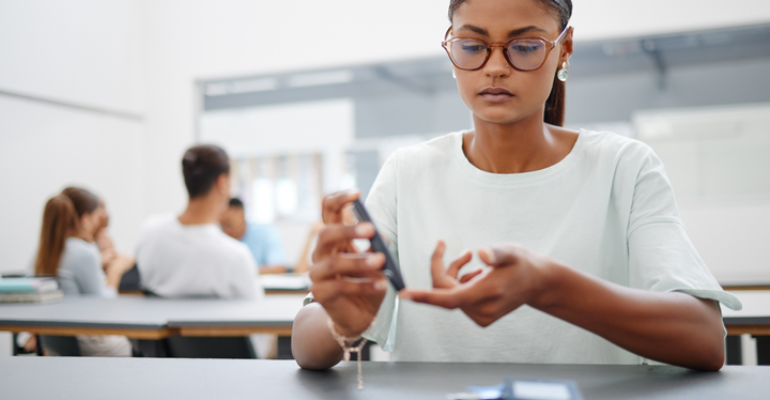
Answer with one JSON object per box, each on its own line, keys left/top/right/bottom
{"left": 93, "top": 198, "right": 119, "bottom": 270}
{"left": 292, "top": 0, "right": 741, "bottom": 372}
{"left": 136, "top": 145, "right": 263, "bottom": 299}
{"left": 34, "top": 187, "right": 135, "bottom": 357}
{"left": 220, "top": 198, "right": 291, "bottom": 274}
{"left": 220, "top": 198, "right": 322, "bottom": 274}
{"left": 64, "top": 190, "right": 136, "bottom": 274}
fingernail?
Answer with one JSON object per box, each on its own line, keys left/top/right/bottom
{"left": 355, "top": 223, "right": 373, "bottom": 236}
{"left": 366, "top": 253, "right": 384, "bottom": 267}
{"left": 481, "top": 247, "right": 496, "bottom": 263}
{"left": 374, "top": 280, "right": 387, "bottom": 291}
{"left": 398, "top": 292, "right": 412, "bottom": 300}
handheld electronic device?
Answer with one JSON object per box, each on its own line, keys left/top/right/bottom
{"left": 350, "top": 199, "right": 406, "bottom": 291}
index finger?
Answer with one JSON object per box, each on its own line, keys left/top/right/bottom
{"left": 399, "top": 283, "right": 484, "bottom": 309}
{"left": 322, "top": 190, "right": 360, "bottom": 224}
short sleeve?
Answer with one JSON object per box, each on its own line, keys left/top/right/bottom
{"left": 361, "top": 152, "right": 401, "bottom": 351}
{"left": 627, "top": 146, "right": 741, "bottom": 311}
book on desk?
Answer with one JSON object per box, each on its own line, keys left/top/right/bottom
{"left": 0, "top": 277, "right": 63, "bottom": 304}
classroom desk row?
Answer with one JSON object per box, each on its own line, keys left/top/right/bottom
{"left": 0, "top": 294, "right": 306, "bottom": 339}
{"left": 2, "top": 358, "right": 768, "bottom": 400}
{"left": 0, "top": 291, "right": 767, "bottom": 338}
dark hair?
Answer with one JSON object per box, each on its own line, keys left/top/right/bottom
{"left": 182, "top": 145, "right": 231, "bottom": 199}
{"left": 34, "top": 187, "right": 99, "bottom": 276}
{"left": 448, "top": 0, "right": 572, "bottom": 126}
{"left": 229, "top": 198, "right": 244, "bottom": 208}
{"left": 61, "top": 187, "right": 100, "bottom": 216}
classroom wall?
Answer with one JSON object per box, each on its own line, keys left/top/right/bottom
{"left": 141, "top": 0, "right": 770, "bottom": 218}
{"left": 1, "top": 0, "right": 769, "bottom": 276}
{"left": 0, "top": 0, "right": 145, "bottom": 274}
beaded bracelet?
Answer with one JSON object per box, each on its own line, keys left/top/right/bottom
{"left": 327, "top": 317, "right": 373, "bottom": 390}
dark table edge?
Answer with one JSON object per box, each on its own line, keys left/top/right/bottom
{"left": 0, "top": 321, "right": 166, "bottom": 330}
{"left": 167, "top": 320, "right": 293, "bottom": 328}
{"left": 723, "top": 317, "right": 770, "bottom": 325}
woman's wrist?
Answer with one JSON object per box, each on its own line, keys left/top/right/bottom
{"left": 332, "top": 317, "right": 372, "bottom": 338}
{"left": 528, "top": 258, "right": 565, "bottom": 310}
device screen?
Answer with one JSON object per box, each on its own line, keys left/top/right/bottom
{"left": 350, "top": 199, "right": 406, "bottom": 291}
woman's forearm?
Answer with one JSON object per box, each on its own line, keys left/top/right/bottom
{"left": 533, "top": 263, "right": 725, "bottom": 370}
{"left": 291, "top": 303, "right": 345, "bottom": 370}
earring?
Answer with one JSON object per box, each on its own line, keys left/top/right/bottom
{"left": 557, "top": 61, "right": 570, "bottom": 82}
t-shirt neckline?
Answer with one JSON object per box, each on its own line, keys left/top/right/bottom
{"left": 453, "top": 129, "right": 586, "bottom": 187}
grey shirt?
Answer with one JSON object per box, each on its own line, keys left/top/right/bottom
{"left": 58, "top": 237, "right": 116, "bottom": 297}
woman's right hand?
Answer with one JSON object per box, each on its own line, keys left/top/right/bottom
{"left": 309, "top": 190, "right": 388, "bottom": 338}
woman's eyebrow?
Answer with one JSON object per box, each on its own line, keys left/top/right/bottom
{"left": 507, "top": 26, "right": 548, "bottom": 38}
{"left": 456, "top": 24, "right": 488, "bottom": 36}
{"left": 455, "top": 24, "right": 548, "bottom": 38}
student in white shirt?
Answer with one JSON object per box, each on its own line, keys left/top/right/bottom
{"left": 136, "top": 144, "right": 262, "bottom": 299}
{"left": 292, "top": 0, "right": 740, "bottom": 371}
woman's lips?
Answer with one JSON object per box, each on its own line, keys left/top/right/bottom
{"left": 479, "top": 87, "right": 514, "bottom": 103}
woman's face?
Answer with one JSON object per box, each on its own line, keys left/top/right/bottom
{"left": 95, "top": 200, "right": 109, "bottom": 229}
{"left": 451, "top": 0, "right": 571, "bottom": 125}
{"left": 80, "top": 211, "right": 102, "bottom": 238}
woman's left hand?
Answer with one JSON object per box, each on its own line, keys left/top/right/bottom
{"left": 400, "top": 241, "right": 554, "bottom": 327}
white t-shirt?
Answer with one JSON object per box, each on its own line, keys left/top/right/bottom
{"left": 362, "top": 130, "right": 741, "bottom": 364}
{"left": 136, "top": 215, "right": 263, "bottom": 299}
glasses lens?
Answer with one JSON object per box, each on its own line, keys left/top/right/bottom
{"left": 449, "top": 39, "right": 487, "bottom": 69}
{"left": 507, "top": 40, "right": 547, "bottom": 70}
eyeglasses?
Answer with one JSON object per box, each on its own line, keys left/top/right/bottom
{"left": 442, "top": 26, "right": 570, "bottom": 71}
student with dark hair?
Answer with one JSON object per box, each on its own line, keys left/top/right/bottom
{"left": 221, "top": 198, "right": 323, "bottom": 275}
{"left": 136, "top": 145, "right": 263, "bottom": 298}
{"left": 292, "top": 0, "right": 740, "bottom": 372}
{"left": 35, "top": 186, "right": 135, "bottom": 356}
{"left": 221, "top": 198, "right": 289, "bottom": 274}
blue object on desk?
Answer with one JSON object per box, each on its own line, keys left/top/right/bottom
{"left": 0, "top": 277, "right": 58, "bottom": 293}
{"left": 453, "top": 378, "right": 583, "bottom": 400}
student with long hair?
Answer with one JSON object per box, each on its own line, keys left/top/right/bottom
{"left": 292, "top": 0, "right": 740, "bottom": 371}
{"left": 34, "top": 187, "right": 135, "bottom": 356}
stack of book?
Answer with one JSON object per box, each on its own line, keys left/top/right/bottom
{"left": 0, "top": 277, "right": 63, "bottom": 304}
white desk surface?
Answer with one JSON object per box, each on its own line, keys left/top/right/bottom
{"left": 0, "top": 294, "right": 305, "bottom": 329}
{"left": 0, "top": 291, "right": 764, "bottom": 332}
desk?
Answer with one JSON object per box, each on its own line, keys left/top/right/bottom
{"left": 261, "top": 274, "right": 310, "bottom": 295}
{"left": 0, "top": 295, "right": 305, "bottom": 339}
{"left": 1, "top": 358, "right": 768, "bottom": 400}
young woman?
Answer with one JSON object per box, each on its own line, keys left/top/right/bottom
{"left": 292, "top": 0, "right": 740, "bottom": 371}
{"left": 35, "top": 187, "right": 135, "bottom": 356}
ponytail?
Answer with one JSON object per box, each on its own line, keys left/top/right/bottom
{"left": 34, "top": 195, "right": 79, "bottom": 276}
{"left": 544, "top": 77, "right": 565, "bottom": 127}
{"left": 34, "top": 187, "right": 99, "bottom": 276}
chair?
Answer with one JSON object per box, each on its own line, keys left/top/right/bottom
{"left": 165, "top": 336, "right": 256, "bottom": 359}
{"left": 39, "top": 335, "right": 81, "bottom": 356}
{"left": 118, "top": 264, "right": 141, "bottom": 293}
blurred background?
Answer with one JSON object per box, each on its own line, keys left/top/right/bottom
{"left": 1, "top": 0, "right": 769, "bottom": 287}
